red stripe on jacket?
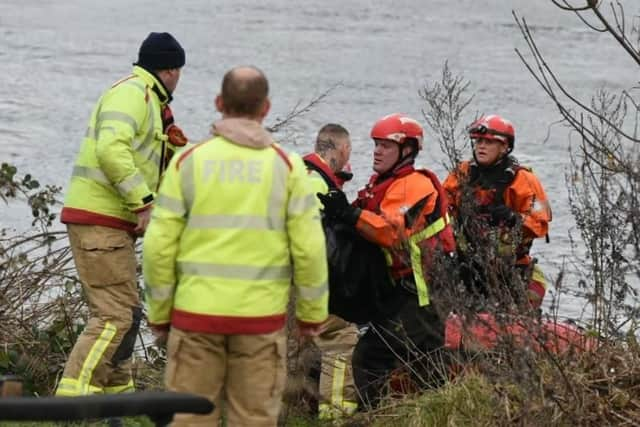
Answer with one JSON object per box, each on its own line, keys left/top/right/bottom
{"left": 171, "top": 309, "right": 287, "bottom": 334}
{"left": 169, "top": 309, "right": 324, "bottom": 334}
{"left": 61, "top": 207, "right": 136, "bottom": 234}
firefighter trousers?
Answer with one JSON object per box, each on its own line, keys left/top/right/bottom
{"left": 165, "top": 327, "right": 287, "bottom": 427}
{"left": 312, "top": 314, "right": 358, "bottom": 419}
{"left": 55, "top": 224, "right": 141, "bottom": 396}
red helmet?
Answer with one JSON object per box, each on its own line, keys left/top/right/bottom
{"left": 370, "top": 113, "right": 424, "bottom": 150}
{"left": 469, "top": 115, "right": 515, "bottom": 152}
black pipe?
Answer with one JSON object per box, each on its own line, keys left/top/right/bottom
{"left": 0, "top": 391, "right": 214, "bottom": 427}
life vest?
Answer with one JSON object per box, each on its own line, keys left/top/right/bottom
{"left": 303, "top": 153, "right": 341, "bottom": 190}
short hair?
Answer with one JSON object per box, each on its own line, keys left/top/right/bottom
{"left": 315, "top": 123, "right": 350, "bottom": 152}
{"left": 221, "top": 66, "right": 269, "bottom": 117}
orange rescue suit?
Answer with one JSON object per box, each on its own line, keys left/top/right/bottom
{"left": 443, "top": 159, "right": 550, "bottom": 261}
{"left": 443, "top": 158, "right": 551, "bottom": 305}
{"left": 354, "top": 165, "right": 455, "bottom": 305}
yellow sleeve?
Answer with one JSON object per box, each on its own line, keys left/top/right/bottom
{"left": 142, "top": 152, "right": 188, "bottom": 325}
{"left": 287, "top": 154, "right": 329, "bottom": 325}
{"left": 95, "top": 83, "right": 155, "bottom": 212}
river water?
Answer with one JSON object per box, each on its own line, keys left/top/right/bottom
{"left": 1, "top": 0, "right": 638, "bottom": 319}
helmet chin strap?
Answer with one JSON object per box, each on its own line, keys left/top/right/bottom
{"left": 391, "top": 145, "right": 416, "bottom": 171}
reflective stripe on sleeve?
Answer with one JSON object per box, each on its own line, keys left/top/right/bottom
{"left": 115, "top": 172, "right": 145, "bottom": 195}
{"left": 179, "top": 153, "right": 195, "bottom": 212}
{"left": 133, "top": 98, "right": 157, "bottom": 155}
{"left": 156, "top": 194, "right": 186, "bottom": 216}
{"left": 288, "top": 193, "right": 317, "bottom": 216}
{"left": 85, "top": 126, "right": 97, "bottom": 140}
{"left": 297, "top": 281, "right": 328, "bottom": 301}
{"left": 72, "top": 165, "right": 110, "bottom": 185}
{"left": 145, "top": 283, "right": 175, "bottom": 301}
{"left": 97, "top": 111, "right": 139, "bottom": 134}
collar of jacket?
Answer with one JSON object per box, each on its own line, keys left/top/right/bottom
{"left": 469, "top": 155, "right": 519, "bottom": 185}
{"left": 373, "top": 163, "right": 415, "bottom": 185}
{"left": 303, "top": 153, "right": 341, "bottom": 190}
{"left": 211, "top": 118, "right": 274, "bottom": 149}
{"left": 355, "top": 164, "right": 416, "bottom": 211}
{"left": 132, "top": 65, "right": 173, "bottom": 105}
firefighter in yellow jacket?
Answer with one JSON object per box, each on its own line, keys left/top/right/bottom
{"left": 143, "top": 66, "right": 329, "bottom": 427}
{"left": 56, "top": 32, "right": 186, "bottom": 398}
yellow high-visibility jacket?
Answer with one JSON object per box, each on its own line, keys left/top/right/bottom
{"left": 143, "top": 118, "right": 329, "bottom": 334}
{"left": 61, "top": 66, "right": 171, "bottom": 232}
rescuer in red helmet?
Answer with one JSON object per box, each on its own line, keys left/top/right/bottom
{"left": 443, "top": 114, "right": 552, "bottom": 312}
{"left": 318, "top": 113, "right": 456, "bottom": 408}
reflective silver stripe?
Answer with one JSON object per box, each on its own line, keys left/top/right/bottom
{"left": 268, "top": 152, "right": 289, "bottom": 226}
{"left": 134, "top": 101, "right": 157, "bottom": 154}
{"left": 72, "top": 165, "right": 110, "bottom": 185}
{"left": 136, "top": 131, "right": 158, "bottom": 160}
{"left": 116, "top": 173, "right": 145, "bottom": 195}
{"left": 157, "top": 194, "right": 185, "bottom": 215}
{"left": 85, "top": 126, "right": 97, "bottom": 140}
{"left": 179, "top": 261, "right": 292, "bottom": 281}
{"left": 147, "top": 149, "right": 162, "bottom": 168}
{"left": 97, "top": 111, "right": 138, "bottom": 134}
{"left": 180, "top": 154, "right": 195, "bottom": 213}
{"left": 188, "top": 214, "right": 285, "bottom": 231}
{"left": 288, "top": 193, "right": 317, "bottom": 216}
{"left": 97, "top": 126, "right": 117, "bottom": 139}
{"left": 77, "top": 322, "right": 117, "bottom": 394}
{"left": 145, "top": 283, "right": 175, "bottom": 300}
{"left": 297, "top": 281, "right": 328, "bottom": 300}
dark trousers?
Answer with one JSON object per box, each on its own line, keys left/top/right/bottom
{"left": 352, "top": 289, "right": 445, "bottom": 409}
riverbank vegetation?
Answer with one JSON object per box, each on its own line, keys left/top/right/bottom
{"left": 1, "top": 1, "right": 639, "bottom": 425}
{"left": 285, "top": 1, "right": 640, "bottom": 425}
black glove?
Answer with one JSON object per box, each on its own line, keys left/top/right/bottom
{"left": 317, "top": 190, "right": 361, "bottom": 226}
{"left": 487, "top": 204, "right": 518, "bottom": 228}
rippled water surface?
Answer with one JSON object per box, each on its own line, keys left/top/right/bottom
{"left": 1, "top": 0, "right": 638, "bottom": 318}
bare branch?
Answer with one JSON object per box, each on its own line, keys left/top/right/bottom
{"left": 551, "top": 0, "right": 592, "bottom": 12}
{"left": 265, "top": 82, "right": 342, "bottom": 134}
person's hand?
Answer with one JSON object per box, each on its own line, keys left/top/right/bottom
{"left": 317, "top": 191, "right": 360, "bottom": 226}
{"left": 297, "top": 323, "right": 324, "bottom": 337}
{"left": 150, "top": 325, "right": 169, "bottom": 346}
{"left": 134, "top": 208, "right": 152, "bottom": 235}
{"left": 487, "top": 205, "right": 518, "bottom": 228}
{"left": 317, "top": 190, "right": 349, "bottom": 216}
